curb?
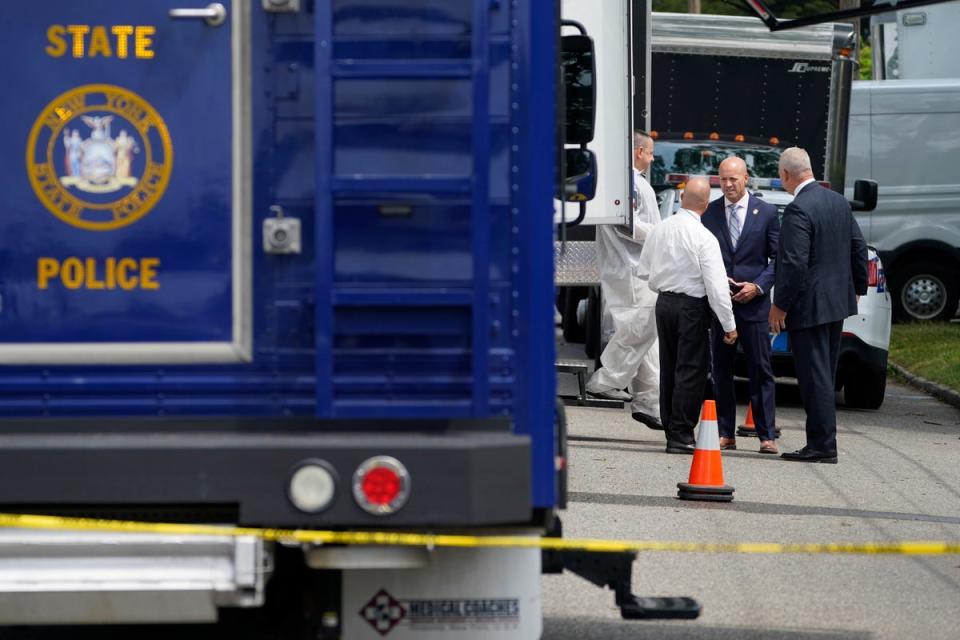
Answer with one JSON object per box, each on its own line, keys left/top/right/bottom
{"left": 889, "top": 362, "right": 960, "bottom": 410}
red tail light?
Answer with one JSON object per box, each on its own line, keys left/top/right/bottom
{"left": 868, "top": 258, "right": 878, "bottom": 287}
{"left": 353, "top": 456, "right": 410, "bottom": 515}
{"left": 363, "top": 468, "right": 400, "bottom": 504}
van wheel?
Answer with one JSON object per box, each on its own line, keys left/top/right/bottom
{"left": 843, "top": 365, "right": 887, "bottom": 410}
{"left": 891, "top": 261, "right": 959, "bottom": 322}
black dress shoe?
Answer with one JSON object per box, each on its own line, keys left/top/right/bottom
{"left": 780, "top": 448, "right": 837, "bottom": 464}
{"left": 665, "top": 443, "right": 695, "bottom": 454}
{"left": 632, "top": 411, "right": 664, "bottom": 431}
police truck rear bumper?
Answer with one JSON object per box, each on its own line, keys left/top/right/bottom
{"left": 0, "top": 418, "right": 531, "bottom": 527}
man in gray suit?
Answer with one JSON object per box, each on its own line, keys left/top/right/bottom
{"left": 769, "top": 148, "right": 868, "bottom": 463}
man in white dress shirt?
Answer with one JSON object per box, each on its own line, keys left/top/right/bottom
{"left": 637, "top": 178, "right": 738, "bottom": 454}
{"left": 585, "top": 130, "right": 663, "bottom": 431}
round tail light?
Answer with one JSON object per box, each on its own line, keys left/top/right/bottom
{"left": 288, "top": 461, "right": 337, "bottom": 513}
{"left": 352, "top": 456, "right": 410, "bottom": 515}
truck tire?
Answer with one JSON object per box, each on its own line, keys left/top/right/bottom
{"left": 891, "top": 261, "right": 960, "bottom": 322}
{"left": 559, "top": 286, "right": 588, "bottom": 343}
{"left": 583, "top": 286, "right": 602, "bottom": 360}
{"left": 843, "top": 365, "right": 887, "bottom": 410}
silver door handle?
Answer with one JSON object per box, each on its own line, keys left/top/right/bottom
{"left": 169, "top": 2, "right": 227, "bottom": 27}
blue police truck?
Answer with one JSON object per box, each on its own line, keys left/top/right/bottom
{"left": 0, "top": 1, "right": 699, "bottom": 637}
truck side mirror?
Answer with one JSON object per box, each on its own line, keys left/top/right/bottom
{"left": 850, "top": 179, "right": 878, "bottom": 212}
{"left": 562, "top": 149, "right": 597, "bottom": 201}
{"left": 561, "top": 35, "right": 596, "bottom": 145}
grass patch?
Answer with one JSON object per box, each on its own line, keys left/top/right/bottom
{"left": 889, "top": 322, "right": 960, "bottom": 391}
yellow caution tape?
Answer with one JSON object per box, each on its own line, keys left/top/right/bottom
{"left": 0, "top": 512, "right": 957, "bottom": 556}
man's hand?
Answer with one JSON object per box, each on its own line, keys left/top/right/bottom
{"left": 723, "top": 330, "right": 738, "bottom": 345}
{"left": 732, "top": 282, "right": 760, "bottom": 304}
{"left": 768, "top": 304, "right": 787, "bottom": 335}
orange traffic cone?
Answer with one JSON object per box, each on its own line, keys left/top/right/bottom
{"left": 736, "top": 403, "right": 757, "bottom": 438}
{"left": 677, "top": 400, "right": 735, "bottom": 502}
{"left": 736, "top": 402, "right": 780, "bottom": 438}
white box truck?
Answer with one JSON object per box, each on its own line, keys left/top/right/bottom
{"left": 647, "top": 12, "right": 890, "bottom": 410}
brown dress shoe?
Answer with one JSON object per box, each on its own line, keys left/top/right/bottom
{"left": 759, "top": 440, "right": 778, "bottom": 454}
{"left": 719, "top": 437, "right": 736, "bottom": 451}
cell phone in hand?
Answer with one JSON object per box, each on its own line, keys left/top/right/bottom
{"left": 729, "top": 281, "right": 743, "bottom": 294}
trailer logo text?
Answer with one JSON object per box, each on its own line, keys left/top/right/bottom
{"left": 359, "top": 588, "right": 521, "bottom": 636}
{"left": 26, "top": 84, "right": 172, "bottom": 231}
{"left": 788, "top": 62, "right": 830, "bottom": 74}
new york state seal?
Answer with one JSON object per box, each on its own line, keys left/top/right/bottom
{"left": 26, "top": 84, "right": 173, "bottom": 231}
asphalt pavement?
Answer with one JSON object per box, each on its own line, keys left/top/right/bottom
{"left": 2, "top": 350, "right": 956, "bottom": 639}
{"left": 542, "top": 372, "right": 960, "bottom": 639}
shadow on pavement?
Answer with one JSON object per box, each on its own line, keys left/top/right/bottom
{"left": 567, "top": 491, "right": 960, "bottom": 525}
{"left": 543, "top": 617, "right": 873, "bottom": 640}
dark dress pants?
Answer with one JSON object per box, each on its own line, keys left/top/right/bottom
{"left": 711, "top": 318, "right": 777, "bottom": 441}
{"left": 789, "top": 321, "right": 843, "bottom": 453}
{"left": 656, "top": 293, "right": 710, "bottom": 447}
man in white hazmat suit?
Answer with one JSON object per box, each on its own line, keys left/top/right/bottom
{"left": 585, "top": 130, "right": 662, "bottom": 430}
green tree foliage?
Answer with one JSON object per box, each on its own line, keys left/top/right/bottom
{"left": 859, "top": 43, "right": 872, "bottom": 80}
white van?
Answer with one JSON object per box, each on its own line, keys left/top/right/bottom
{"left": 848, "top": 3, "right": 960, "bottom": 322}
{"left": 845, "top": 78, "right": 960, "bottom": 321}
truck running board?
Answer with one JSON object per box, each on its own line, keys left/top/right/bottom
{"left": 541, "top": 519, "right": 701, "bottom": 620}
{"left": 619, "top": 595, "right": 702, "bottom": 620}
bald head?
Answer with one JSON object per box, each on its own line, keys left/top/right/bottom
{"left": 718, "top": 156, "right": 748, "bottom": 203}
{"left": 719, "top": 156, "right": 746, "bottom": 175}
{"left": 681, "top": 177, "right": 711, "bottom": 215}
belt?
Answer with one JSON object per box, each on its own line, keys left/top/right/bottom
{"left": 658, "top": 291, "right": 704, "bottom": 300}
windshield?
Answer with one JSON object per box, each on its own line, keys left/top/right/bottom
{"left": 650, "top": 141, "right": 782, "bottom": 187}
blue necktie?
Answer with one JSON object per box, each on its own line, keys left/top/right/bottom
{"left": 728, "top": 204, "right": 741, "bottom": 249}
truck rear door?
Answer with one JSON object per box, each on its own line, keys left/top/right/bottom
{"left": 2, "top": 0, "right": 250, "bottom": 365}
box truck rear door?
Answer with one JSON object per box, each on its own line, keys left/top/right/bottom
{"left": 0, "top": 0, "right": 250, "bottom": 365}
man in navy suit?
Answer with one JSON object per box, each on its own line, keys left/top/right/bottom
{"left": 770, "top": 147, "right": 868, "bottom": 464}
{"left": 702, "top": 157, "right": 780, "bottom": 454}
